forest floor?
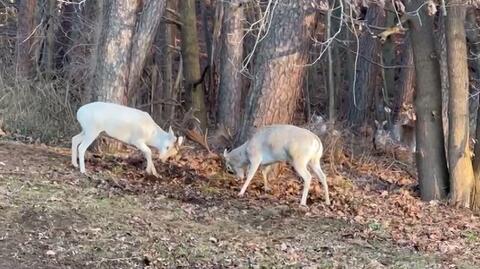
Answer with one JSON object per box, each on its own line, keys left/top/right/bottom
{"left": 0, "top": 137, "right": 479, "bottom": 269}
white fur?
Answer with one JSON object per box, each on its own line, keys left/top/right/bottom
{"left": 223, "top": 124, "right": 330, "bottom": 206}
{"left": 71, "top": 102, "right": 184, "bottom": 176}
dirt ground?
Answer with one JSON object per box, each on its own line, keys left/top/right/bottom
{"left": 0, "top": 139, "right": 479, "bottom": 269}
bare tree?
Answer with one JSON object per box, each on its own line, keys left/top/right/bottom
{"left": 180, "top": 0, "right": 208, "bottom": 131}
{"left": 406, "top": 0, "right": 449, "bottom": 200}
{"left": 445, "top": 0, "right": 474, "bottom": 207}
{"left": 237, "top": 0, "right": 318, "bottom": 142}
{"left": 217, "top": 0, "right": 244, "bottom": 133}
{"left": 392, "top": 36, "right": 415, "bottom": 123}
{"left": 91, "top": 0, "right": 139, "bottom": 104}
{"left": 467, "top": 7, "right": 480, "bottom": 210}
{"left": 156, "top": 0, "right": 178, "bottom": 122}
{"left": 15, "top": 0, "right": 36, "bottom": 78}
{"left": 55, "top": 1, "right": 77, "bottom": 70}
{"left": 91, "top": 0, "right": 166, "bottom": 105}
{"left": 347, "top": 4, "right": 385, "bottom": 128}
{"left": 127, "top": 0, "right": 166, "bottom": 99}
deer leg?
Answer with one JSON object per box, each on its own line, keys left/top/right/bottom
{"left": 135, "top": 142, "right": 158, "bottom": 177}
{"left": 310, "top": 159, "right": 330, "bottom": 205}
{"left": 292, "top": 160, "right": 312, "bottom": 206}
{"left": 71, "top": 132, "right": 84, "bottom": 168}
{"left": 78, "top": 132, "right": 100, "bottom": 174}
{"left": 261, "top": 164, "right": 274, "bottom": 192}
{"left": 238, "top": 158, "right": 261, "bottom": 197}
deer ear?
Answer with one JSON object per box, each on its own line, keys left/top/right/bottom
{"left": 177, "top": 136, "right": 184, "bottom": 146}
{"left": 168, "top": 126, "right": 174, "bottom": 136}
{"left": 223, "top": 149, "right": 228, "bottom": 158}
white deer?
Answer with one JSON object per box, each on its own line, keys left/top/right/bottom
{"left": 223, "top": 124, "right": 330, "bottom": 206}
{"left": 71, "top": 102, "right": 184, "bottom": 176}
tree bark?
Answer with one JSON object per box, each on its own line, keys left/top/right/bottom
{"left": 15, "top": 0, "right": 36, "bottom": 78}
{"left": 159, "top": 0, "right": 177, "bottom": 122}
{"left": 92, "top": 0, "right": 139, "bottom": 104}
{"left": 347, "top": 4, "right": 385, "bottom": 128}
{"left": 392, "top": 35, "right": 415, "bottom": 124}
{"left": 55, "top": 1, "right": 77, "bottom": 70}
{"left": 326, "top": 6, "right": 335, "bottom": 122}
{"left": 434, "top": 14, "right": 450, "bottom": 151}
{"left": 237, "top": 0, "right": 317, "bottom": 142}
{"left": 382, "top": 9, "right": 396, "bottom": 119}
{"left": 84, "top": 0, "right": 103, "bottom": 103}
{"left": 467, "top": 8, "right": 480, "bottom": 210}
{"left": 127, "top": 0, "right": 166, "bottom": 100}
{"left": 180, "top": 0, "right": 208, "bottom": 131}
{"left": 217, "top": 0, "right": 244, "bottom": 133}
{"left": 406, "top": 0, "right": 449, "bottom": 201}
{"left": 341, "top": 0, "right": 354, "bottom": 120}
{"left": 44, "top": 0, "right": 56, "bottom": 76}
{"left": 446, "top": 0, "right": 475, "bottom": 207}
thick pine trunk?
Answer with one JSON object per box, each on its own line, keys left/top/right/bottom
{"left": 237, "top": 0, "right": 317, "bottom": 142}
{"left": 217, "top": 0, "right": 244, "bottom": 133}
{"left": 180, "top": 0, "right": 208, "bottom": 131}
{"left": 406, "top": 0, "right": 449, "bottom": 201}
{"left": 89, "top": 0, "right": 139, "bottom": 152}
{"left": 15, "top": 0, "right": 36, "bottom": 78}
{"left": 92, "top": 0, "right": 139, "bottom": 104}
{"left": 347, "top": 4, "right": 385, "bottom": 128}
{"left": 446, "top": 0, "right": 475, "bottom": 207}
{"left": 127, "top": 0, "right": 166, "bottom": 100}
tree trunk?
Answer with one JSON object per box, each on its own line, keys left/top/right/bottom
{"left": 55, "top": 1, "right": 77, "bottom": 70}
{"left": 127, "top": 0, "right": 166, "bottom": 101}
{"left": 237, "top": 0, "right": 317, "bottom": 142}
{"left": 434, "top": 14, "right": 450, "bottom": 152}
{"left": 467, "top": 8, "right": 480, "bottom": 210}
{"left": 158, "top": 0, "right": 177, "bottom": 123}
{"left": 392, "top": 35, "right": 415, "bottom": 123}
{"left": 406, "top": 0, "right": 449, "bottom": 201}
{"left": 84, "top": 0, "right": 103, "bottom": 103}
{"left": 15, "top": 0, "right": 36, "bottom": 78}
{"left": 347, "top": 4, "right": 385, "bottom": 128}
{"left": 92, "top": 0, "right": 139, "bottom": 104}
{"left": 382, "top": 9, "right": 396, "bottom": 118}
{"left": 341, "top": 0, "right": 354, "bottom": 120}
{"left": 217, "top": 0, "right": 244, "bottom": 133}
{"left": 200, "top": 0, "right": 216, "bottom": 120}
{"left": 44, "top": 0, "right": 56, "bottom": 76}
{"left": 180, "top": 0, "right": 208, "bottom": 131}
{"left": 326, "top": 6, "right": 335, "bottom": 122}
{"left": 445, "top": 0, "right": 474, "bottom": 207}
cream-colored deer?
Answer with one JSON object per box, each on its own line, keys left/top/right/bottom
{"left": 223, "top": 124, "right": 330, "bottom": 206}
{"left": 71, "top": 102, "right": 183, "bottom": 176}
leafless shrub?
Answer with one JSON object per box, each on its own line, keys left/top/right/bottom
{"left": 0, "top": 69, "right": 82, "bottom": 143}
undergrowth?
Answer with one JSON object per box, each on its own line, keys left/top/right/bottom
{"left": 0, "top": 70, "right": 81, "bottom": 143}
